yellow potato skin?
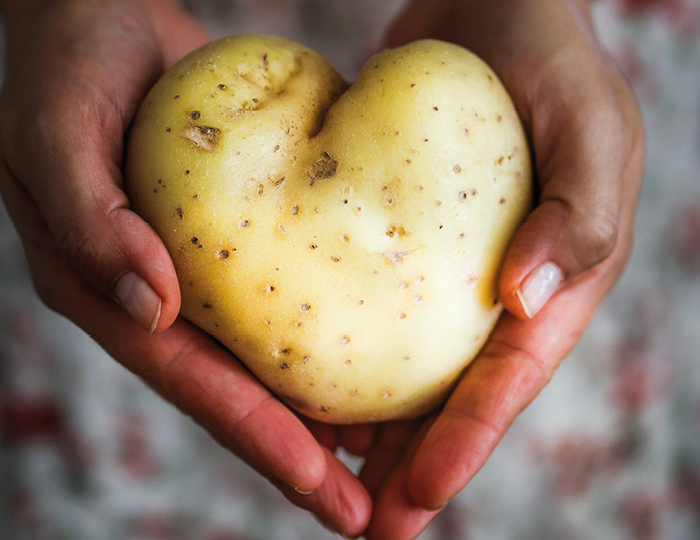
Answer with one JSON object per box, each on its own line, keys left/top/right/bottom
{"left": 125, "top": 35, "right": 532, "bottom": 423}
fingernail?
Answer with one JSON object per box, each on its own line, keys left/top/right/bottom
{"left": 294, "top": 486, "right": 314, "bottom": 495}
{"left": 516, "top": 262, "right": 564, "bottom": 318}
{"left": 115, "top": 272, "right": 162, "bottom": 333}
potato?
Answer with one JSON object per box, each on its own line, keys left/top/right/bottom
{"left": 125, "top": 35, "right": 532, "bottom": 424}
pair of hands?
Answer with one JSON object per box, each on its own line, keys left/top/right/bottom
{"left": 0, "top": 0, "right": 644, "bottom": 538}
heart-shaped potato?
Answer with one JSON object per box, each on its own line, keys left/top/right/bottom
{"left": 125, "top": 35, "right": 532, "bottom": 423}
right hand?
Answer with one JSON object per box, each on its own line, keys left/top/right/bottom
{"left": 0, "top": 1, "right": 372, "bottom": 536}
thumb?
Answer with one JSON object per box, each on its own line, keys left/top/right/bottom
{"left": 35, "top": 159, "right": 179, "bottom": 333}
{"left": 498, "top": 65, "right": 643, "bottom": 319}
{"left": 5, "top": 94, "right": 180, "bottom": 333}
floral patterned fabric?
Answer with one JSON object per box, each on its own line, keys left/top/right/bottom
{"left": 1, "top": 1, "right": 699, "bottom": 538}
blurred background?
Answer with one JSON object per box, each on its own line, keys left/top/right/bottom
{"left": 2, "top": 0, "right": 700, "bottom": 539}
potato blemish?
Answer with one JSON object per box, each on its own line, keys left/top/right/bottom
{"left": 183, "top": 124, "right": 221, "bottom": 152}
{"left": 306, "top": 151, "right": 338, "bottom": 185}
{"left": 381, "top": 249, "right": 416, "bottom": 264}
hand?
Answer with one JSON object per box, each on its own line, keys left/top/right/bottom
{"left": 0, "top": 1, "right": 372, "bottom": 536}
{"left": 352, "top": 1, "right": 645, "bottom": 538}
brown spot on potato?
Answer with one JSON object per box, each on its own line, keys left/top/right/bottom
{"left": 176, "top": 207, "right": 184, "bottom": 219}
{"left": 306, "top": 152, "right": 338, "bottom": 185}
{"left": 218, "top": 84, "right": 227, "bottom": 90}
{"left": 203, "top": 303, "right": 212, "bottom": 309}
{"left": 454, "top": 164, "right": 462, "bottom": 173}
{"left": 330, "top": 256, "right": 341, "bottom": 263}
{"left": 189, "top": 111, "right": 201, "bottom": 120}
{"left": 191, "top": 236, "right": 199, "bottom": 244}
{"left": 183, "top": 125, "right": 220, "bottom": 152}
{"left": 339, "top": 336, "right": 350, "bottom": 345}
{"left": 459, "top": 189, "right": 478, "bottom": 202}
{"left": 300, "top": 303, "right": 311, "bottom": 312}
{"left": 239, "top": 219, "right": 250, "bottom": 229}
{"left": 291, "top": 205, "right": 299, "bottom": 215}
{"left": 265, "top": 285, "right": 275, "bottom": 292}
{"left": 280, "top": 363, "right": 289, "bottom": 370}
{"left": 217, "top": 250, "right": 229, "bottom": 260}
{"left": 500, "top": 198, "right": 507, "bottom": 204}
{"left": 386, "top": 225, "right": 407, "bottom": 238}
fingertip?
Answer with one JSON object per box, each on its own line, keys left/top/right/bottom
{"left": 274, "top": 426, "right": 328, "bottom": 495}
{"left": 339, "top": 423, "right": 377, "bottom": 457}
{"left": 498, "top": 204, "right": 568, "bottom": 320}
{"left": 365, "top": 460, "right": 439, "bottom": 540}
{"left": 295, "top": 442, "right": 328, "bottom": 493}
{"left": 114, "top": 271, "right": 162, "bottom": 332}
{"left": 120, "top": 216, "right": 182, "bottom": 333}
{"left": 279, "top": 447, "right": 372, "bottom": 538}
{"left": 406, "top": 448, "right": 449, "bottom": 512}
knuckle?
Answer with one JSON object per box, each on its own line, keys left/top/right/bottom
{"left": 57, "top": 220, "right": 97, "bottom": 280}
{"left": 579, "top": 207, "right": 620, "bottom": 265}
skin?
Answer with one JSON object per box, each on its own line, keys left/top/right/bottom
{"left": 0, "top": 0, "right": 644, "bottom": 539}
